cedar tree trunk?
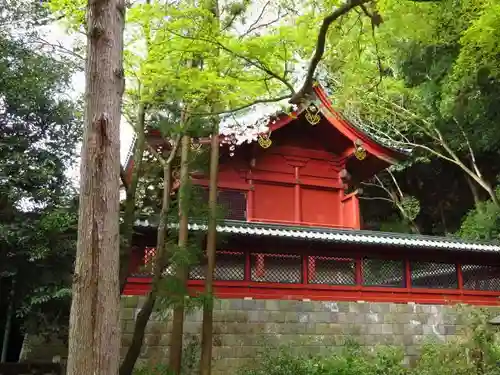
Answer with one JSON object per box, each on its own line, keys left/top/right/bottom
{"left": 169, "top": 134, "right": 191, "bottom": 374}
{"left": 199, "top": 124, "right": 219, "bottom": 375}
{"left": 66, "top": 0, "right": 125, "bottom": 374}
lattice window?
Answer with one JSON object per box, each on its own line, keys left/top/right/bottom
{"left": 410, "top": 261, "right": 458, "bottom": 289}
{"left": 198, "top": 187, "right": 247, "bottom": 220}
{"left": 251, "top": 253, "right": 302, "bottom": 283}
{"left": 308, "top": 256, "right": 355, "bottom": 285}
{"left": 189, "top": 251, "right": 245, "bottom": 281}
{"left": 363, "top": 259, "right": 405, "bottom": 287}
{"left": 462, "top": 264, "right": 500, "bottom": 291}
{"left": 130, "top": 247, "right": 156, "bottom": 276}
{"left": 218, "top": 190, "right": 246, "bottom": 220}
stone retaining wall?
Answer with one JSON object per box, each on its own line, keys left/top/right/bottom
{"left": 120, "top": 296, "right": 498, "bottom": 375}
{"left": 22, "top": 297, "right": 500, "bottom": 375}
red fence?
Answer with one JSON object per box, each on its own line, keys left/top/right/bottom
{"left": 126, "top": 248, "right": 500, "bottom": 305}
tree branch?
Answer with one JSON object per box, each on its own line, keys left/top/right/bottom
{"left": 189, "top": 94, "right": 292, "bottom": 116}
{"left": 290, "top": 0, "right": 371, "bottom": 104}
{"left": 120, "top": 165, "right": 129, "bottom": 191}
{"left": 164, "top": 28, "right": 295, "bottom": 93}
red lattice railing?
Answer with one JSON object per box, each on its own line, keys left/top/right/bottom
{"left": 251, "top": 253, "right": 302, "bottom": 283}
{"left": 308, "top": 256, "right": 355, "bottom": 285}
{"left": 130, "top": 248, "right": 500, "bottom": 294}
{"left": 410, "top": 261, "right": 458, "bottom": 289}
{"left": 362, "top": 258, "right": 405, "bottom": 287}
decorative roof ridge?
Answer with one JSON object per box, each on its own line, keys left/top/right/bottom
{"left": 133, "top": 217, "right": 500, "bottom": 253}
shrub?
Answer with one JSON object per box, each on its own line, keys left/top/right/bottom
{"left": 412, "top": 308, "right": 500, "bottom": 375}
{"left": 238, "top": 341, "right": 408, "bottom": 375}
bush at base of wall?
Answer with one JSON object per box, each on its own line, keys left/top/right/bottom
{"left": 134, "top": 308, "right": 500, "bottom": 375}
{"left": 238, "top": 309, "right": 500, "bottom": 375}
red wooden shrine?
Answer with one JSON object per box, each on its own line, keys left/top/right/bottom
{"left": 124, "top": 84, "right": 500, "bottom": 305}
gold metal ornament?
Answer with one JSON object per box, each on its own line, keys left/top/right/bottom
{"left": 305, "top": 103, "right": 321, "bottom": 125}
{"left": 258, "top": 132, "right": 272, "bottom": 149}
{"left": 354, "top": 145, "right": 367, "bottom": 160}
{"left": 190, "top": 139, "right": 202, "bottom": 152}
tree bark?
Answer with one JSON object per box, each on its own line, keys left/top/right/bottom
{"left": 169, "top": 134, "right": 191, "bottom": 374}
{"left": 119, "top": 137, "right": 179, "bottom": 375}
{"left": 199, "top": 123, "right": 219, "bottom": 375}
{"left": 66, "top": 1, "right": 125, "bottom": 374}
{"left": 1, "top": 280, "right": 14, "bottom": 363}
{"left": 119, "top": 103, "right": 146, "bottom": 293}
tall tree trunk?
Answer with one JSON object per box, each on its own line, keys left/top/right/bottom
{"left": 119, "top": 103, "right": 146, "bottom": 292}
{"left": 466, "top": 175, "right": 482, "bottom": 207}
{"left": 1, "top": 280, "right": 15, "bottom": 362}
{"left": 66, "top": 1, "right": 125, "bottom": 374}
{"left": 199, "top": 123, "right": 219, "bottom": 375}
{"left": 119, "top": 137, "right": 180, "bottom": 375}
{"left": 169, "top": 134, "right": 191, "bottom": 374}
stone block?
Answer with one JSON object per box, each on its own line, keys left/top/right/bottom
{"left": 367, "top": 324, "right": 382, "bottom": 335}
{"left": 297, "top": 312, "right": 311, "bottom": 323}
{"left": 348, "top": 302, "right": 361, "bottom": 313}
{"left": 347, "top": 312, "right": 365, "bottom": 324}
{"left": 267, "top": 311, "right": 286, "bottom": 323}
{"left": 345, "top": 323, "right": 364, "bottom": 335}
{"left": 278, "top": 323, "right": 306, "bottom": 334}
{"left": 403, "top": 323, "right": 423, "bottom": 335}
{"left": 185, "top": 309, "right": 202, "bottom": 322}
{"left": 137, "top": 296, "right": 147, "bottom": 308}
{"left": 247, "top": 323, "right": 266, "bottom": 334}
{"left": 229, "top": 299, "right": 243, "bottom": 310}
{"left": 264, "top": 300, "right": 280, "bottom": 311}
{"left": 121, "top": 334, "right": 133, "bottom": 347}
{"left": 121, "top": 308, "right": 136, "bottom": 320}
{"left": 285, "top": 311, "right": 300, "bottom": 323}
{"left": 184, "top": 322, "right": 201, "bottom": 334}
{"left": 297, "top": 301, "right": 315, "bottom": 312}
{"left": 247, "top": 310, "right": 260, "bottom": 322}
{"left": 122, "top": 295, "right": 139, "bottom": 308}
{"left": 145, "top": 333, "right": 162, "bottom": 347}
{"left": 336, "top": 302, "right": 350, "bottom": 312}
{"left": 365, "top": 313, "right": 381, "bottom": 324}
{"left": 392, "top": 323, "right": 405, "bottom": 335}
{"left": 383, "top": 313, "right": 397, "bottom": 324}
{"left": 444, "top": 324, "right": 456, "bottom": 335}
{"left": 336, "top": 312, "right": 348, "bottom": 324}
{"left": 312, "top": 311, "right": 334, "bottom": 323}
{"left": 242, "top": 299, "right": 258, "bottom": 311}
{"left": 222, "top": 334, "right": 245, "bottom": 347}
{"left": 381, "top": 324, "right": 394, "bottom": 334}
{"left": 278, "top": 300, "right": 298, "bottom": 311}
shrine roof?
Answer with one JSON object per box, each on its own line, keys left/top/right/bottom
{"left": 122, "top": 72, "right": 410, "bottom": 170}
{"left": 134, "top": 218, "right": 500, "bottom": 254}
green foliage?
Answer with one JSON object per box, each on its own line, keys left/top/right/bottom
{"left": 413, "top": 308, "right": 500, "bottom": 375}
{"left": 239, "top": 341, "right": 407, "bottom": 375}
{"left": 132, "top": 335, "right": 200, "bottom": 375}
{"left": 458, "top": 189, "right": 500, "bottom": 241}
{"left": 238, "top": 309, "right": 500, "bottom": 375}
{"left": 0, "top": 0, "right": 81, "bottom": 339}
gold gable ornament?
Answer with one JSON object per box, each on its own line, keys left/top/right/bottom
{"left": 354, "top": 140, "right": 367, "bottom": 160}
{"left": 258, "top": 132, "right": 272, "bottom": 149}
{"left": 190, "top": 138, "right": 202, "bottom": 152}
{"left": 305, "top": 103, "right": 321, "bottom": 125}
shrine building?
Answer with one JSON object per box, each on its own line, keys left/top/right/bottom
{"left": 123, "top": 84, "right": 500, "bottom": 306}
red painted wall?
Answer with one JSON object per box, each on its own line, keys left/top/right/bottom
{"left": 195, "top": 130, "right": 361, "bottom": 228}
